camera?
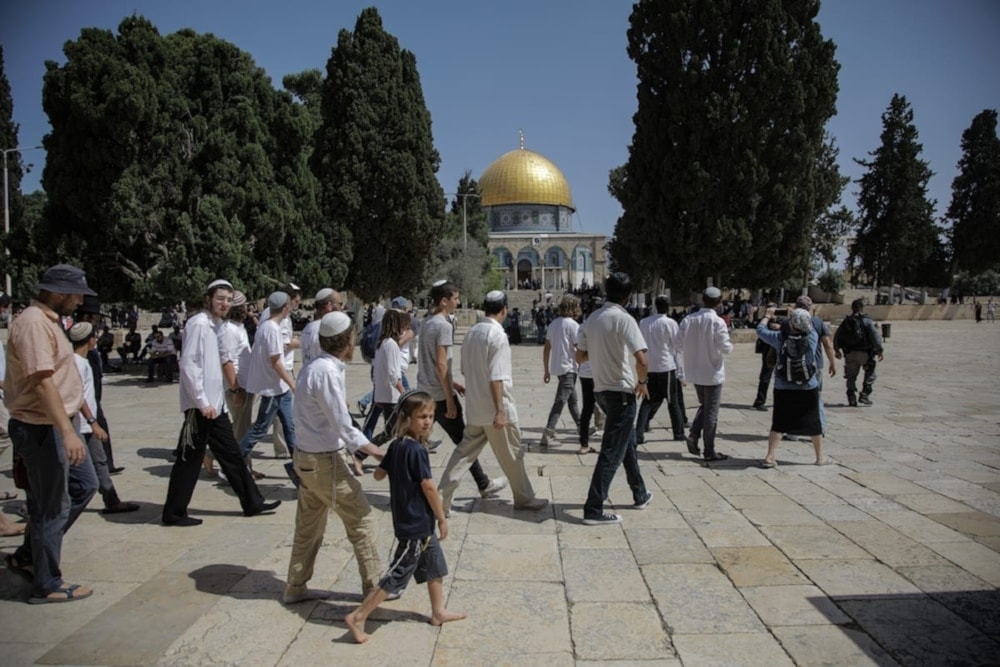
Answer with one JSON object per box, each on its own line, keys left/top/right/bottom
{"left": 774, "top": 308, "right": 789, "bottom": 317}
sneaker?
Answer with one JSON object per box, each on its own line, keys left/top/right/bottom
{"left": 514, "top": 498, "right": 549, "bottom": 511}
{"left": 583, "top": 512, "right": 622, "bottom": 526}
{"left": 480, "top": 477, "right": 508, "bottom": 498}
{"left": 858, "top": 395, "right": 872, "bottom": 406}
{"left": 588, "top": 425, "right": 600, "bottom": 437}
{"left": 685, "top": 436, "right": 701, "bottom": 456}
{"left": 426, "top": 439, "right": 442, "bottom": 452}
{"left": 633, "top": 492, "right": 653, "bottom": 510}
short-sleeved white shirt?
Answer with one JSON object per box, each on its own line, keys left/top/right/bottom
{"left": 545, "top": 316, "right": 579, "bottom": 376}
{"left": 576, "top": 302, "right": 647, "bottom": 392}
{"left": 244, "top": 319, "right": 289, "bottom": 396}
{"left": 639, "top": 313, "right": 681, "bottom": 373}
{"left": 300, "top": 319, "right": 322, "bottom": 368}
{"left": 461, "top": 317, "right": 518, "bottom": 425}
{"left": 218, "top": 320, "right": 251, "bottom": 386}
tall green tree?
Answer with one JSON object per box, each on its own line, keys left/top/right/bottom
{"left": 947, "top": 109, "right": 1000, "bottom": 275}
{"left": 41, "top": 16, "right": 327, "bottom": 304}
{"left": 1, "top": 45, "right": 27, "bottom": 297}
{"left": 850, "top": 94, "right": 940, "bottom": 287}
{"left": 312, "top": 7, "right": 445, "bottom": 301}
{"left": 423, "top": 170, "right": 492, "bottom": 302}
{"left": 610, "top": 0, "right": 840, "bottom": 292}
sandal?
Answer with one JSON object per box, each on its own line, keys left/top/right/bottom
{"left": 250, "top": 470, "right": 266, "bottom": 480}
{"left": 29, "top": 583, "right": 93, "bottom": 604}
{"left": 703, "top": 452, "right": 729, "bottom": 462}
{"left": 1, "top": 491, "right": 17, "bottom": 501}
{"left": 576, "top": 447, "right": 596, "bottom": 455}
{"left": 757, "top": 460, "right": 777, "bottom": 469}
{"left": 0, "top": 523, "right": 27, "bottom": 537}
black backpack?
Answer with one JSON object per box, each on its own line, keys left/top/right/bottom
{"left": 778, "top": 330, "right": 817, "bottom": 385}
{"left": 837, "top": 314, "right": 868, "bottom": 350}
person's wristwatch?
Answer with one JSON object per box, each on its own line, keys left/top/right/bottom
{"left": 637, "top": 380, "right": 648, "bottom": 385}
{"left": 86, "top": 417, "right": 97, "bottom": 425}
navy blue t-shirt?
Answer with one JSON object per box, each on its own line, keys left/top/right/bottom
{"left": 379, "top": 436, "right": 435, "bottom": 539}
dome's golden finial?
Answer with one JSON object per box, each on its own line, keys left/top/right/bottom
{"left": 518, "top": 128, "right": 524, "bottom": 150}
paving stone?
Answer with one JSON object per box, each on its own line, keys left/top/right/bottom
{"left": 571, "top": 601, "right": 674, "bottom": 661}
{"left": 680, "top": 508, "right": 771, "bottom": 548}
{"left": 802, "top": 501, "right": 873, "bottom": 522}
{"left": 454, "top": 533, "right": 560, "bottom": 581}
{"left": 925, "top": 510, "right": 1000, "bottom": 539}
{"left": 436, "top": 581, "right": 570, "bottom": 653}
{"left": 672, "top": 632, "right": 794, "bottom": 666}
{"left": 562, "top": 548, "right": 647, "bottom": 602}
{"left": 924, "top": 539, "right": 1000, "bottom": 586}
{"left": 433, "top": 649, "right": 576, "bottom": 666}
{"left": 828, "top": 520, "right": 952, "bottom": 567}
{"left": 644, "top": 563, "right": 765, "bottom": 634}
{"left": 741, "top": 584, "right": 850, "bottom": 626}
{"left": 758, "top": 524, "right": 872, "bottom": 560}
{"left": 772, "top": 625, "right": 900, "bottom": 666}
{"left": 627, "top": 526, "right": 715, "bottom": 565}
{"left": 795, "top": 559, "right": 922, "bottom": 598}
{"left": 711, "top": 546, "right": 809, "bottom": 587}
{"left": 728, "top": 494, "right": 825, "bottom": 526}
{"left": 867, "top": 508, "right": 968, "bottom": 542}
{"left": 838, "top": 595, "right": 1000, "bottom": 665}
{"left": 893, "top": 492, "right": 977, "bottom": 514}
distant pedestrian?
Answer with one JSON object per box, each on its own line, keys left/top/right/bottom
{"left": 833, "top": 298, "right": 884, "bottom": 407}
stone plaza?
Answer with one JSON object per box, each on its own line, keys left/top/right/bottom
{"left": 1, "top": 318, "right": 998, "bottom": 665}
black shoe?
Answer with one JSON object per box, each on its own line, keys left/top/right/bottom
{"left": 848, "top": 397, "right": 858, "bottom": 407}
{"left": 685, "top": 437, "right": 700, "bottom": 456}
{"left": 753, "top": 404, "right": 767, "bottom": 412}
{"left": 109, "top": 466, "right": 125, "bottom": 475}
{"left": 635, "top": 437, "right": 645, "bottom": 445}
{"left": 858, "top": 395, "right": 872, "bottom": 406}
{"left": 163, "top": 516, "right": 203, "bottom": 527}
{"left": 673, "top": 435, "right": 687, "bottom": 441}
{"left": 704, "top": 452, "right": 729, "bottom": 462}
{"left": 246, "top": 500, "right": 282, "bottom": 517}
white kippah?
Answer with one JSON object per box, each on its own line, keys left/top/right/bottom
{"left": 485, "top": 290, "right": 505, "bottom": 302}
{"left": 206, "top": 279, "right": 233, "bottom": 292}
{"left": 432, "top": 279, "right": 447, "bottom": 287}
{"left": 267, "top": 291, "right": 290, "bottom": 310}
{"left": 314, "top": 288, "right": 335, "bottom": 303}
{"left": 68, "top": 322, "right": 94, "bottom": 343}
{"left": 319, "top": 311, "right": 352, "bottom": 337}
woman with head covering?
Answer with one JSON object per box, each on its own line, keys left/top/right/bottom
{"left": 755, "top": 307, "right": 831, "bottom": 467}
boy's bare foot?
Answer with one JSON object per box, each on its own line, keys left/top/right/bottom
{"left": 344, "top": 612, "right": 370, "bottom": 643}
{"left": 430, "top": 609, "right": 467, "bottom": 626}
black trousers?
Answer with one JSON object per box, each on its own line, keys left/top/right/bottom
{"left": 162, "top": 409, "right": 265, "bottom": 522}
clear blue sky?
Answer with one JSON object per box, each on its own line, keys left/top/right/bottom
{"left": 2, "top": 0, "right": 998, "bottom": 239}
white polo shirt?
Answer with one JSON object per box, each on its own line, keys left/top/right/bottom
{"left": 545, "top": 316, "right": 579, "bottom": 376}
{"left": 244, "top": 319, "right": 289, "bottom": 396}
{"left": 639, "top": 313, "right": 681, "bottom": 374}
{"left": 294, "top": 352, "right": 369, "bottom": 454}
{"left": 576, "top": 302, "right": 647, "bottom": 393}
{"left": 461, "top": 317, "right": 518, "bottom": 426}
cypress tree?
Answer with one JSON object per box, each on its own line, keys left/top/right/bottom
{"left": 611, "top": 0, "right": 840, "bottom": 292}
{"left": 313, "top": 7, "right": 445, "bottom": 301}
{"left": 947, "top": 109, "right": 1000, "bottom": 275}
{"left": 850, "top": 94, "right": 940, "bottom": 288}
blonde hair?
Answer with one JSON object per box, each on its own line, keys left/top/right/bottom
{"left": 392, "top": 390, "right": 436, "bottom": 444}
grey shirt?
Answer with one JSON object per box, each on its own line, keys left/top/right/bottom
{"left": 416, "top": 313, "right": 454, "bottom": 401}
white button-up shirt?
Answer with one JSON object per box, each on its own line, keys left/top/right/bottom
{"left": 576, "top": 302, "right": 647, "bottom": 393}
{"left": 676, "top": 307, "right": 733, "bottom": 386}
{"left": 461, "top": 317, "right": 518, "bottom": 426}
{"left": 294, "top": 352, "right": 369, "bottom": 454}
{"left": 179, "top": 311, "right": 227, "bottom": 414}
{"left": 639, "top": 313, "right": 682, "bottom": 374}
{"left": 299, "top": 319, "right": 322, "bottom": 368}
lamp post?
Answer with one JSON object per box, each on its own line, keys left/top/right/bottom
{"left": 445, "top": 192, "right": 480, "bottom": 251}
{"left": 3, "top": 145, "right": 43, "bottom": 297}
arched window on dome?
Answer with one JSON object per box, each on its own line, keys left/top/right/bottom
{"left": 572, "top": 246, "right": 595, "bottom": 290}
{"left": 493, "top": 247, "right": 514, "bottom": 269}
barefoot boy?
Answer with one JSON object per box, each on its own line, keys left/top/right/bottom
{"left": 345, "top": 391, "right": 465, "bottom": 643}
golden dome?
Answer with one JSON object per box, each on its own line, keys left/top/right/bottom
{"left": 479, "top": 148, "right": 574, "bottom": 210}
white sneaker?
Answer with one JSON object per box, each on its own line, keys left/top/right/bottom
{"left": 480, "top": 477, "right": 509, "bottom": 498}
